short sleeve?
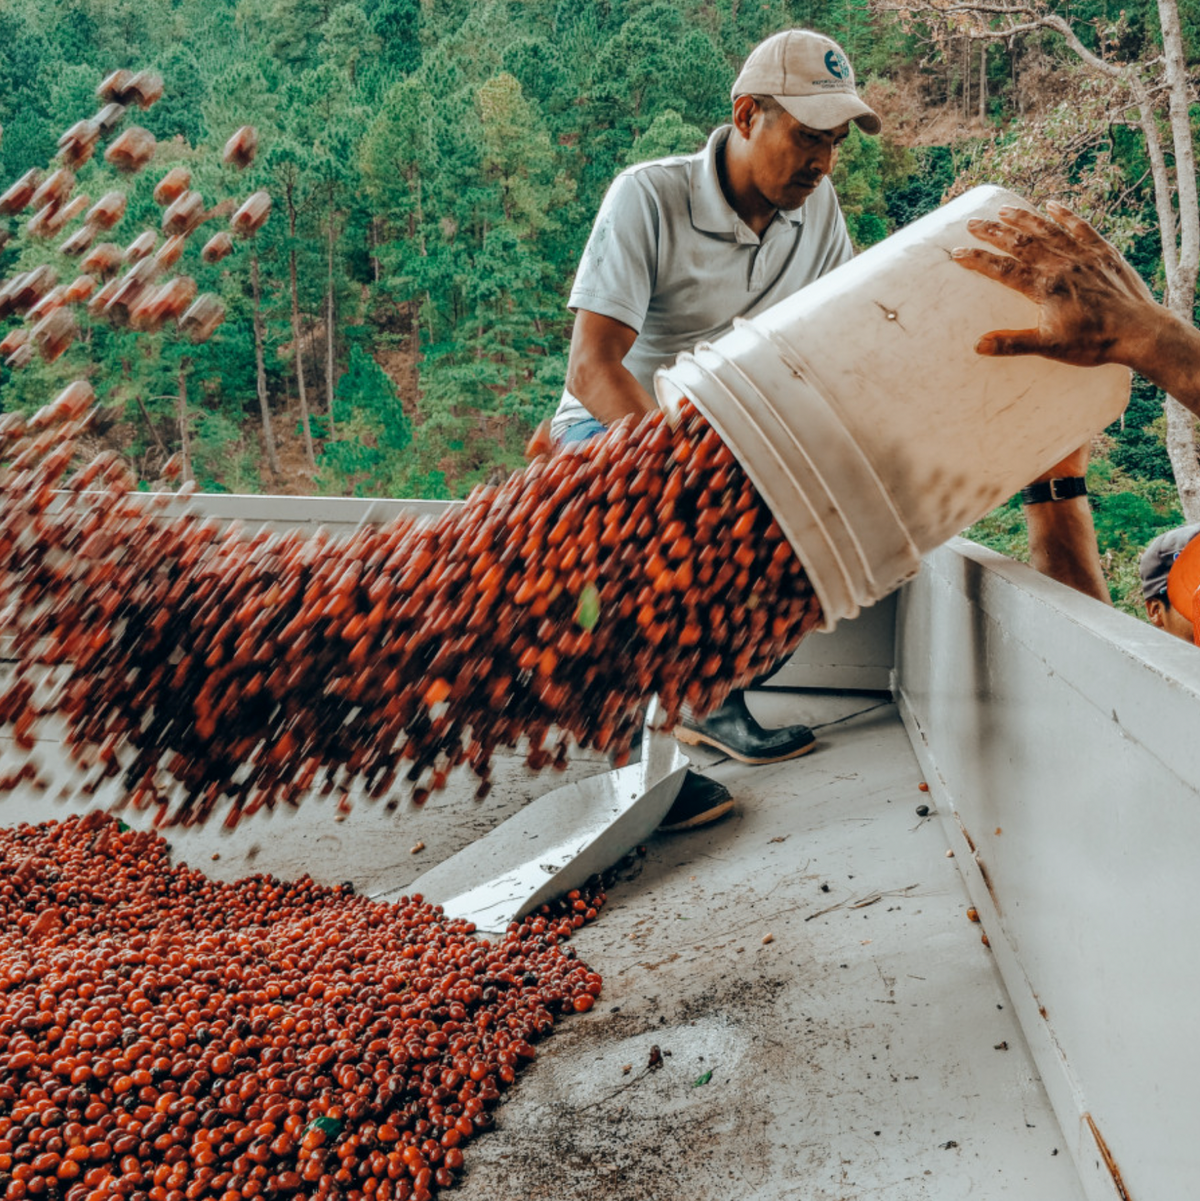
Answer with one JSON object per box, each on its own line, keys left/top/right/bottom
{"left": 568, "top": 171, "right": 659, "bottom": 333}
{"left": 815, "top": 187, "right": 854, "bottom": 276}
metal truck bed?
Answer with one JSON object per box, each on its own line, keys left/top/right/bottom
{"left": 4, "top": 493, "right": 1196, "bottom": 1201}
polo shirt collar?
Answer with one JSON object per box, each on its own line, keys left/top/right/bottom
{"left": 690, "top": 125, "right": 807, "bottom": 240}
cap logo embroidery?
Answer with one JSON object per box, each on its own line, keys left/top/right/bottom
{"left": 824, "top": 49, "right": 850, "bottom": 79}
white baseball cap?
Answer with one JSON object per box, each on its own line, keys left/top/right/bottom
{"left": 732, "top": 29, "right": 882, "bottom": 135}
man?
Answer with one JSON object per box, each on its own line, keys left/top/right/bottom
{"left": 955, "top": 202, "right": 1200, "bottom": 635}
{"left": 553, "top": 29, "right": 882, "bottom": 829}
{"left": 1141, "top": 526, "right": 1200, "bottom": 641}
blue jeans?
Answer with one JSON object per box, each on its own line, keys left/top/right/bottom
{"left": 556, "top": 417, "right": 608, "bottom": 446}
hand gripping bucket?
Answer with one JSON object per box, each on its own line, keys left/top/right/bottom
{"left": 654, "top": 185, "right": 1131, "bottom": 629}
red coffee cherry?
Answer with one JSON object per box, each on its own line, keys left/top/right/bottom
{"left": 223, "top": 125, "right": 258, "bottom": 170}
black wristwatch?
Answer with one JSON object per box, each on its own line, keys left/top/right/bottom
{"left": 1021, "top": 476, "right": 1088, "bottom": 505}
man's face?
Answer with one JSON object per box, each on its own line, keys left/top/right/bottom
{"left": 1146, "top": 596, "right": 1195, "bottom": 642}
{"left": 747, "top": 107, "right": 850, "bottom": 211}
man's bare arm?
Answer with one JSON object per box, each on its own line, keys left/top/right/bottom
{"left": 564, "top": 310, "right": 658, "bottom": 425}
{"left": 1023, "top": 443, "right": 1110, "bottom": 605}
{"left": 953, "top": 201, "right": 1200, "bottom": 415}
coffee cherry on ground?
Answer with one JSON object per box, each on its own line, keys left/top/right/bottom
{"left": 0, "top": 812, "right": 605, "bottom": 1201}
{"left": 0, "top": 384, "right": 821, "bottom": 828}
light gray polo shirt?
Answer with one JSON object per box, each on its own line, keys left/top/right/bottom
{"left": 551, "top": 124, "right": 853, "bottom": 439}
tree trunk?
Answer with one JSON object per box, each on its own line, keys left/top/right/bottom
{"left": 962, "top": 38, "right": 970, "bottom": 121}
{"left": 978, "top": 41, "right": 987, "bottom": 121}
{"left": 287, "top": 183, "right": 317, "bottom": 471}
{"left": 304, "top": 316, "right": 322, "bottom": 408}
{"left": 136, "top": 393, "right": 169, "bottom": 459}
{"left": 326, "top": 210, "right": 337, "bottom": 432}
{"left": 1165, "top": 399, "right": 1200, "bottom": 519}
{"left": 1158, "top": 0, "right": 1199, "bottom": 310}
{"left": 250, "top": 249, "right": 281, "bottom": 477}
{"left": 177, "top": 362, "right": 193, "bottom": 484}
{"left": 1156, "top": 0, "right": 1200, "bottom": 518}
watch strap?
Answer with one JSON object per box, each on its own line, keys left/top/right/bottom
{"left": 1021, "top": 476, "right": 1088, "bottom": 504}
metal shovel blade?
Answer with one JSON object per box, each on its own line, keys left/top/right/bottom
{"left": 399, "top": 730, "right": 689, "bottom": 933}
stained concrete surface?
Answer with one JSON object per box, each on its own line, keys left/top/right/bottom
{"left": 0, "top": 690, "right": 1086, "bottom": 1200}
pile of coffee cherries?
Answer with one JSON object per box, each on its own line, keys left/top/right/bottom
{"left": 0, "top": 380, "right": 821, "bottom": 825}
{"left": 0, "top": 67, "right": 267, "bottom": 367}
{"left": 0, "top": 812, "right": 606, "bottom": 1201}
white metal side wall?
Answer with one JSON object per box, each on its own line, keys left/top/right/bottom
{"left": 895, "top": 539, "right": 1200, "bottom": 1201}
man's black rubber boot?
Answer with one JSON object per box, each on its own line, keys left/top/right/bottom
{"left": 658, "top": 770, "right": 734, "bottom": 832}
{"left": 676, "top": 690, "right": 817, "bottom": 764}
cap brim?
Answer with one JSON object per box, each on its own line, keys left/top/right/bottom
{"left": 1166, "top": 534, "right": 1200, "bottom": 622}
{"left": 775, "top": 93, "right": 882, "bottom": 135}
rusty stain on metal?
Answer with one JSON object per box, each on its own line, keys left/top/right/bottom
{"left": 955, "top": 814, "right": 977, "bottom": 854}
{"left": 974, "top": 852, "right": 1002, "bottom": 914}
{"left": 1085, "top": 1113, "right": 1132, "bottom": 1201}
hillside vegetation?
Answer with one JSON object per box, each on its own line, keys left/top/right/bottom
{"left": 0, "top": 0, "right": 1195, "bottom": 612}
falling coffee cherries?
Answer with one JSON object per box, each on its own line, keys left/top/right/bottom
{"left": 0, "top": 387, "right": 820, "bottom": 828}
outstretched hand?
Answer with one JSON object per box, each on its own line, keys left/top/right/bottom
{"left": 952, "top": 201, "right": 1154, "bottom": 368}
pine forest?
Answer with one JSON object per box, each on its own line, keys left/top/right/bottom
{"left": 0, "top": 0, "right": 1197, "bottom": 614}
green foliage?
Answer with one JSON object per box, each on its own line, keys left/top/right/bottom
{"left": 0, "top": 0, "right": 1192, "bottom": 529}
{"left": 885, "top": 145, "right": 957, "bottom": 228}
{"left": 831, "top": 127, "right": 890, "bottom": 248}
{"left": 1108, "top": 377, "right": 1174, "bottom": 481}
{"left": 625, "top": 110, "right": 706, "bottom": 165}
{"left": 318, "top": 344, "right": 413, "bottom": 493}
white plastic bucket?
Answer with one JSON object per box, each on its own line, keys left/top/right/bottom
{"left": 654, "top": 185, "right": 1131, "bottom": 629}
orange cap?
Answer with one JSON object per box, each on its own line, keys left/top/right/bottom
{"left": 1166, "top": 533, "right": 1200, "bottom": 624}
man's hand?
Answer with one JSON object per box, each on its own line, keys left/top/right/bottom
{"left": 952, "top": 201, "right": 1155, "bottom": 368}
